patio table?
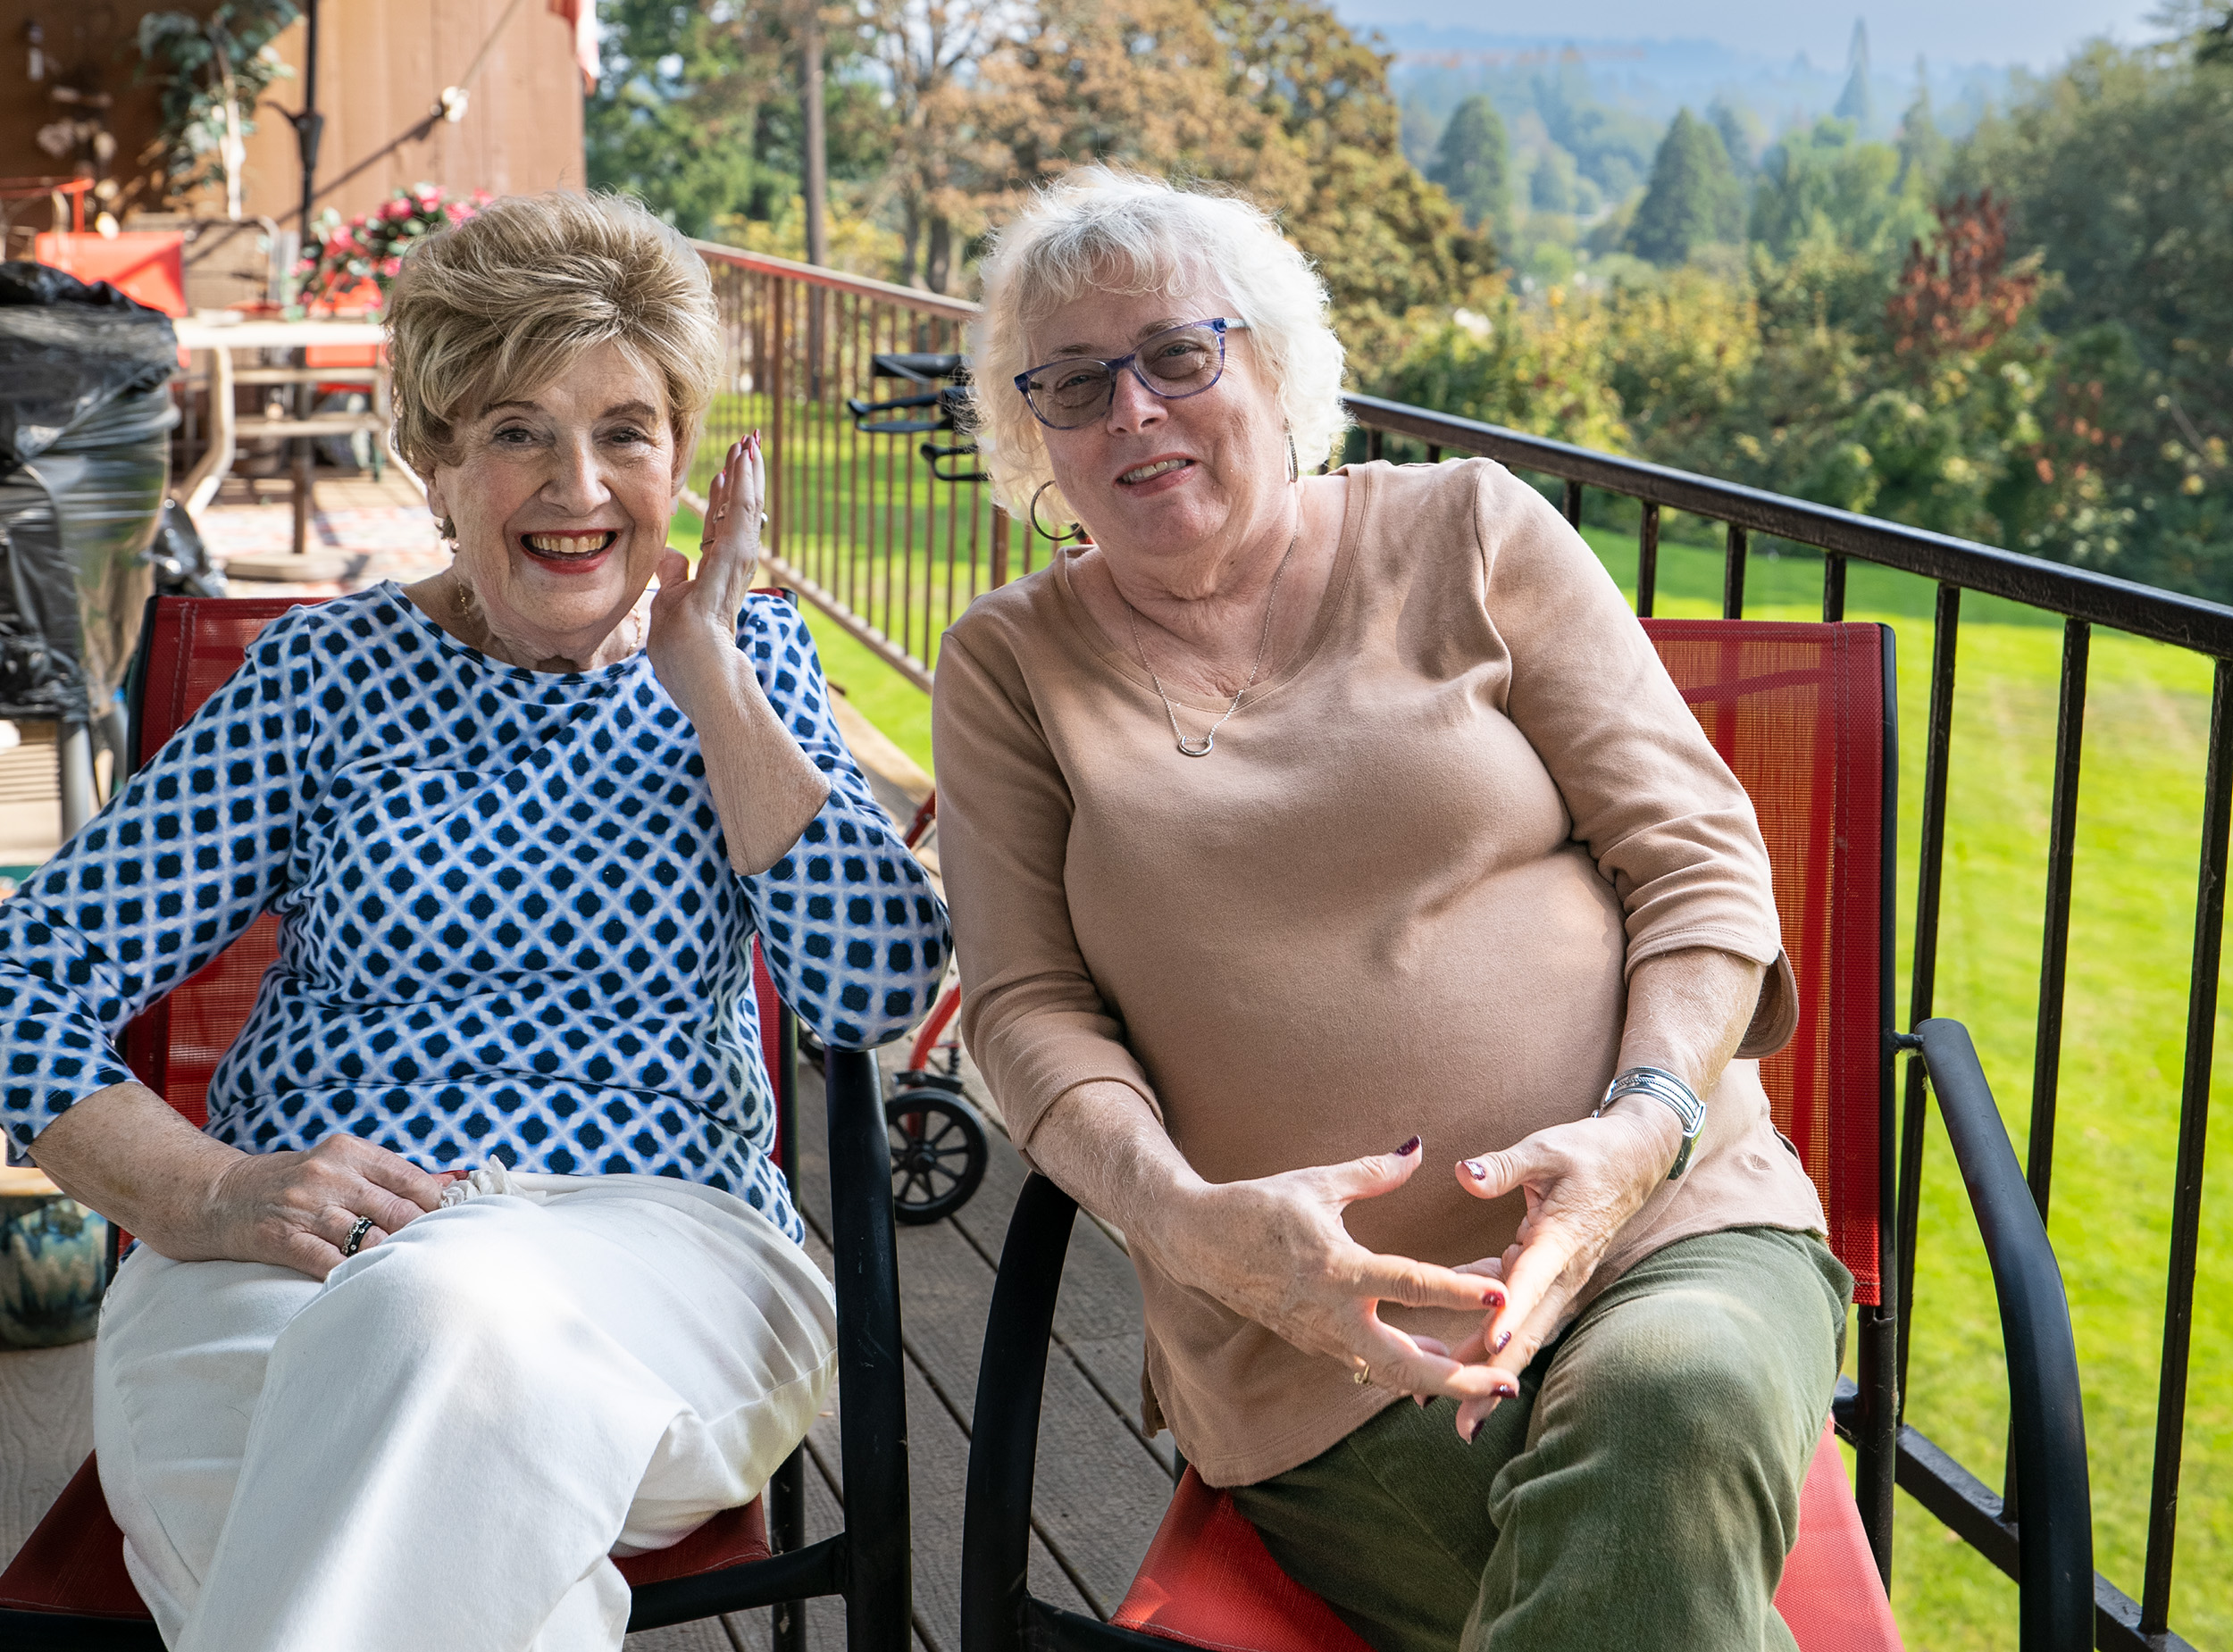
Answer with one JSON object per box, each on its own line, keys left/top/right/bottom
{"left": 172, "top": 319, "right": 394, "bottom": 551}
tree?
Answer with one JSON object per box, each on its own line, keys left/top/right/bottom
{"left": 976, "top": 0, "right": 1492, "bottom": 353}
{"left": 1834, "top": 18, "right": 1874, "bottom": 133}
{"left": 588, "top": 1, "right": 791, "bottom": 240}
{"left": 1952, "top": 37, "right": 2233, "bottom": 593}
{"left": 1886, "top": 192, "right": 2039, "bottom": 360}
{"left": 1427, "top": 94, "right": 1510, "bottom": 233}
{"left": 1748, "top": 118, "right": 1930, "bottom": 263}
{"left": 1707, "top": 96, "right": 1760, "bottom": 177}
{"left": 1624, "top": 108, "right": 1743, "bottom": 266}
{"left": 861, "top": 0, "right": 1024, "bottom": 291}
{"left": 1895, "top": 60, "right": 1950, "bottom": 191}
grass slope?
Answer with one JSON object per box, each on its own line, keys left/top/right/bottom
{"left": 1588, "top": 530, "right": 2230, "bottom": 1649}
{"left": 698, "top": 480, "right": 2229, "bottom": 1646}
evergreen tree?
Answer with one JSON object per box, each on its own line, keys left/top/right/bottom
{"left": 1427, "top": 94, "right": 1511, "bottom": 232}
{"left": 1834, "top": 18, "right": 1874, "bottom": 132}
{"left": 1896, "top": 59, "right": 1950, "bottom": 191}
{"left": 1707, "top": 96, "right": 1760, "bottom": 177}
{"left": 1624, "top": 107, "right": 1743, "bottom": 265}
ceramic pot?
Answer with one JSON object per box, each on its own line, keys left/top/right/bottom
{"left": 0, "top": 1168, "right": 109, "bottom": 1348}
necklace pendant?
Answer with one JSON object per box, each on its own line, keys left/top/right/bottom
{"left": 1175, "top": 733, "right": 1216, "bottom": 757}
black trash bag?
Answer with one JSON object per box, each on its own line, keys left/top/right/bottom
{"left": 0, "top": 261, "right": 176, "bottom": 724}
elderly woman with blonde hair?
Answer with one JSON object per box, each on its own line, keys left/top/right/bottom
{"left": 0, "top": 192, "right": 948, "bottom": 1652}
{"left": 933, "top": 169, "right": 1849, "bottom": 1650}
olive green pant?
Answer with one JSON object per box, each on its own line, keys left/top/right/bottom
{"left": 1229, "top": 1227, "right": 1852, "bottom": 1652}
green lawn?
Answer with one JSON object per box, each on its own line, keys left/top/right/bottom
{"left": 767, "top": 493, "right": 2229, "bottom": 1648}
{"left": 1589, "top": 528, "right": 2231, "bottom": 1649}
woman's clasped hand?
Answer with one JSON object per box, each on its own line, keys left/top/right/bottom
{"left": 1133, "top": 1133, "right": 1514, "bottom": 1405}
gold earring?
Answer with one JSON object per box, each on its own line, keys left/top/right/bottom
{"left": 1286, "top": 430, "right": 1300, "bottom": 485}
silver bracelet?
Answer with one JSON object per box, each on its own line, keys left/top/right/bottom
{"left": 1593, "top": 1065, "right": 1707, "bottom": 1180}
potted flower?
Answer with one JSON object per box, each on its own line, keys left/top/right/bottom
{"left": 292, "top": 182, "right": 487, "bottom": 315}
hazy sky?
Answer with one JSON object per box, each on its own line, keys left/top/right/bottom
{"left": 1325, "top": 1, "right": 2168, "bottom": 69}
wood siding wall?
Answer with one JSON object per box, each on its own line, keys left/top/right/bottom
{"left": 0, "top": 0, "right": 583, "bottom": 247}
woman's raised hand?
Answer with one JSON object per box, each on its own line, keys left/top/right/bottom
{"left": 648, "top": 435, "right": 765, "bottom": 719}
{"left": 1135, "top": 1138, "right": 1517, "bottom": 1406}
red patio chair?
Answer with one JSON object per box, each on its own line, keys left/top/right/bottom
{"left": 960, "top": 620, "right": 2094, "bottom": 1652}
{"left": 0, "top": 597, "right": 911, "bottom": 1650}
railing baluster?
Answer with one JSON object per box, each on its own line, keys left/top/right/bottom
{"left": 1636, "top": 502, "right": 1659, "bottom": 619}
{"left": 2028, "top": 619, "right": 2091, "bottom": 1220}
{"left": 2140, "top": 656, "right": 2233, "bottom": 1634}
{"left": 1366, "top": 426, "right": 1384, "bottom": 463}
{"left": 1723, "top": 522, "right": 1747, "bottom": 619}
{"left": 1824, "top": 552, "right": 1847, "bottom": 622}
{"left": 1426, "top": 444, "right": 1442, "bottom": 463}
{"left": 1897, "top": 581, "right": 1961, "bottom": 1412}
{"left": 1562, "top": 479, "right": 1583, "bottom": 528}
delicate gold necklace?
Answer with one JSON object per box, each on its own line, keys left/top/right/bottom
{"left": 1120, "top": 496, "right": 1300, "bottom": 758}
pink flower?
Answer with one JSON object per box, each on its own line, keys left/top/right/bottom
{"left": 382, "top": 199, "right": 411, "bottom": 221}
{"left": 381, "top": 255, "right": 403, "bottom": 277}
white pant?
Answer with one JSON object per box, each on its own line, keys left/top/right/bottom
{"left": 93, "top": 1174, "right": 838, "bottom": 1652}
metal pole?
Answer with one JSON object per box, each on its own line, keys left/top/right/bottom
{"left": 291, "top": 0, "right": 324, "bottom": 555}
{"left": 802, "top": 4, "right": 828, "bottom": 271}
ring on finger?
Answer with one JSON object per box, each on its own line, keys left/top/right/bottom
{"left": 342, "top": 1214, "right": 375, "bottom": 1258}
{"left": 1352, "top": 1363, "right": 1370, "bottom": 1387}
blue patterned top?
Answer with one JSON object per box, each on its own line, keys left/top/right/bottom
{"left": 0, "top": 585, "right": 949, "bottom": 1240}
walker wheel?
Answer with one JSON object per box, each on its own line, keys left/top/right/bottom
{"left": 886, "top": 1087, "right": 988, "bottom": 1224}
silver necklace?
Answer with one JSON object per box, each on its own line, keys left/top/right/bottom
{"left": 1121, "top": 503, "right": 1300, "bottom": 758}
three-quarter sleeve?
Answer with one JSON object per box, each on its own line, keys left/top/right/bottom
{"left": 0, "top": 611, "right": 311, "bottom": 1151}
{"left": 734, "top": 595, "right": 949, "bottom": 1049}
{"left": 1470, "top": 465, "right": 1796, "bottom": 1055}
{"left": 931, "top": 629, "right": 1156, "bottom": 1149}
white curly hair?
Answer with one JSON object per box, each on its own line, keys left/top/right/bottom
{"left": 970, "top": 170, "right": 1349, "bottom": 528}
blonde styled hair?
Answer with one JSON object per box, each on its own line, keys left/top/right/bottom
{"left": 971, "top": 170, "right": 1348, "bottom": 525}
{"left": 385, "top": 191, "right": 722, "bottom": 478}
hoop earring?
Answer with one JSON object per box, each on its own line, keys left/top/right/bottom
{"left": 1286, "top": 430, "right": 1300, "bottom": 485}
{"left": 1029, "top": 480, "right": 1080, "bottom": 543}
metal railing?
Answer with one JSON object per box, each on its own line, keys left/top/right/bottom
{"left": 690, "top": 242, "right": 2223, "bottom": 1651}
{"left": 691, "top": 244, "right": 1076, "bottom": 693}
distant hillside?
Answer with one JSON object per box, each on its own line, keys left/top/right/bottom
{"left": 1381, "top": 25, "right": 2012, "bottom": 178}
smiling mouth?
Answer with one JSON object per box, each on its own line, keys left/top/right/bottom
{"left": 521, "top": 530, "right": 618, "bottom": 563}
{"left": 1117, "top": 457, "right": 1193, "bottom": 485}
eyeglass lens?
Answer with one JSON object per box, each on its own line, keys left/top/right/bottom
{"left": 1026, "top": 322, "right": 1226, "bottom": 428}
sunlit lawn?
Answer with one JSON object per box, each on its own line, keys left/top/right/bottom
{"left": 1591, "top": 528, "right": 2230, "bottom": 1649}
{"left": 693, "top": 421, "right": 2231, "bottom": 1648}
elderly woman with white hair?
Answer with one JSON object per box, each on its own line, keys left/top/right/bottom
{"left": 0, "top": 192, "right": 948, "bottom": 1651}
{"left": 931, "top": 169, "right": 1850, "bottom": 1650}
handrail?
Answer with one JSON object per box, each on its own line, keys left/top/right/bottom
{"left": 1907, "top": 1022, "right": 2094, "bottom": 1652}
{"left": 1341, "top": 392, "right": 2233, "bottom": 657}
{"left": 692, "top": 240, "right": 983, "bottom": 323}
{"left": 822, "top": 1045, "right": 913, "bottom": 1651}
{"left": 961, "top": 1172, "right": 1077, "bottom": 1652}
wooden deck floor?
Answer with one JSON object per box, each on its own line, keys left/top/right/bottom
{"left": 0, "top": 1062, "right": 1172, "bottom": 1652}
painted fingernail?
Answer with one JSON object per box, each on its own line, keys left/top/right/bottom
{"left": 1462, "top": 1158, "right": 1489, "bottom": 1181}
{"left": 1391, "top": 1135, "right": 1421, "bottom": 1156}
{"left": 1463, "top": 1414, "right": 1483, "bottom": 1444}
{"left": 1494, "top": 1378, "right": 1519, "bottom": 1398}
{"left": 1493, "top": 1330, "right": 1511, "bottom": 1354}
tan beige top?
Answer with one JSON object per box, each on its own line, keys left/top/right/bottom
{"left": 932, "top": 458, "right": 1826, "bottom": 1488}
